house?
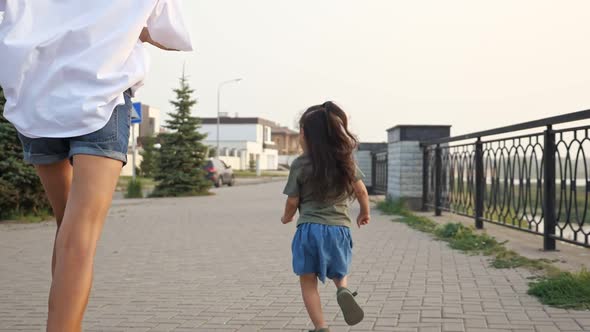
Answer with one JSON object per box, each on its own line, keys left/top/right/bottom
{"left": 271, "top": 126, "right": 301, "bottom": 155}
{"left": 138, "top": 104, "right": 163, "bottom": 138}
{"left": 121, "top": 104, "right": 162, "bottom": 177}
{"left": 199, "top": 117, "right": 279, "bottom": 170}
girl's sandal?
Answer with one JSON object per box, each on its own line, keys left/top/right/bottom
{"left": 337, "top": 287, "right": 364, "bottom": 326}
{"left": 309, "top": 329, "right": 330, "bottom": 332}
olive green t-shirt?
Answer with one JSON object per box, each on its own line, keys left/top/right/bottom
{"left": 283, "top": 155, "right": 364, "bottom": 227}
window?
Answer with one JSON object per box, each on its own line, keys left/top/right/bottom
{"left": 263, "top": 126, "right": 272, "bottom": 142}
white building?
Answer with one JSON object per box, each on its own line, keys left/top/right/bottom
{"left": 121, "top": 104, "right": 162, "bottom": 177}
{"left": 200, "top": 117, "right": 279, "bottom": 170}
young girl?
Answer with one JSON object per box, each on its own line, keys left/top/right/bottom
{"left": 282, "top": 102, "right": 371, "bottom": 332}
{"left": 0, "top": 1, "right": 191, "bottom": 331}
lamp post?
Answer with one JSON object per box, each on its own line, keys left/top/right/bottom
{"left": 217, "top": 78, "right": 242, "bottom": 158}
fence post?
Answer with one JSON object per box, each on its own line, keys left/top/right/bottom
{"left": 384, "top": 154, "right": 389, "bottom": 193}
{"left": 371, "top": 153, "right": 377, "bottom": 195}
{"left": 422, "top": 147, "right": 429, "bottom": 212}
{"left": 543, "top": 125, "right": 557, "bottom": 251}
{"left": 435, "top": 144, "right": 442, "bottom": 216}
{"left": 475, "top": 138, "right": 484, "bottom": 229}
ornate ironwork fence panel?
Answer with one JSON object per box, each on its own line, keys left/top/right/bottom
{"left": 554, "top": 126, "right": 590, "bottom": 247}
{"left": 421, "top": 110, "right": 590, "bottom": 249}
{"left": 481, "top": 134, "right": 545, "bottom": 235}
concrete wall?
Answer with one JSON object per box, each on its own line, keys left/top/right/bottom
{"left": 138, "top": 104, "right": 162, "bottom": 137}
{"left": 219, "top": 156, "right": 241, "bottom": 170}
{"left": 121, "top": 150, "right": 142, "bottom": 177}
{"left": 262, "top": 150, "right": 279, "bottom": 170}
{"left": 388, "top": 141, "right": 422, "bottom": 200}
{"left": 279, "top": 154, "right": 300, "bottom": 167}
{"left": 387, "top": 125, "right": 450, "bottom": 209}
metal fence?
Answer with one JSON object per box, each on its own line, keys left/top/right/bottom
{"left": 421, "top": 110, "right": 590, "bottom": 249}
{"left": 372, "top": 151, "right": 388, "bottom": 195}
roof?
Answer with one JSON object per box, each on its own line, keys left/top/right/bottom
{"left": 271, "top": 127, "right": 299, "bottom": 135}
{"left": 200, "top": 117, "right": 278, "bottom": 128}
{"left": 386, "top": 124, "right": 452, "bottom": 132}
{"left": 358, "top": 142, "right": 387, "bottom": 152}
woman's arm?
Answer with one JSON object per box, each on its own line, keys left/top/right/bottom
{"left": 281, "top": 196, "right": 300, "bottom": 224}
{"left": 140, "top": 28, "right": 179, "bottom": 51}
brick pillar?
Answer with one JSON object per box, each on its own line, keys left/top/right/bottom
{"left": 387, "top": 125, "right": 451, "bottom": 210}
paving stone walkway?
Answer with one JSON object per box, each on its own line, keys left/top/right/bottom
{"left": 0, "top": 181, "right": 588, "bottom": 332}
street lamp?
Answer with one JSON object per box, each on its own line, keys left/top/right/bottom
{"left": 217, "top": 78, "right": 242, "bottom": 158}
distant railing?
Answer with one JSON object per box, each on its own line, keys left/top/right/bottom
{"left": 372, "top": 151, "right": 388, "bottom": 195}
{"left": 421, "top": 110, "right": 590, "bottom": 249}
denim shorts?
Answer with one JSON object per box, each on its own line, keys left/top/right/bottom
{"left": 292, "top": 222, "right": 353, "bottom": 283}
{"left": 17, "top": 92, "right": 132, "bottom": 166}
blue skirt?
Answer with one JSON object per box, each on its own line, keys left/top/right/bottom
{"left": 292, "top": 223, "right": 353, "bottom": 283}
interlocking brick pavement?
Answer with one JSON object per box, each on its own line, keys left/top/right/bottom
{"left": 0, "top": 181, "right": 588, "bottom": 331}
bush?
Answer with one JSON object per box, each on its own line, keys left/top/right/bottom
{"left": 434, "top": 222, "right": 463, "bottom": 239}
{"left": 528, "top": 270, "right": 590, "bottom": 310}
{"left": 0, "top": 86, "right": 50, "bottom": 220}
{"left": 0, "top": 178, "right": 18, "bottom": 218}
{"left": 125, "top": 179, "right": 143, "bottom": 199}
{"left": 376, "top": 199, "right": 406, "bottom": 215}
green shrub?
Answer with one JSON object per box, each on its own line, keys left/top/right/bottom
{"left": 125, "top": 179, "right": 143, "bottom": 199}
{"left": 0, "top": 86, "right": 50, "bottom": 220}
{"left": 528, "top": 270, "right": 590, "bottom": 310}
{"left": 447, "top": 226, "right": 500, "bottom": 253}
{"left": 434, "top": 222, "right": 463, "bottom": 239}
{"left": 0, "top": 178, "right": 19, "bottom": 219}
{"left": 376, "top": 198, "right": 407, "bottom": 216}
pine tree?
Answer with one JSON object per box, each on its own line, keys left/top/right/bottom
{"left": 0, "top": 86, "right": 49, "bottom": 218}
{"left": 139, "top": 136, "right": 158, "bottom": 178}
{"left": 150, "top": 75, "right": 211, "bottom": 197}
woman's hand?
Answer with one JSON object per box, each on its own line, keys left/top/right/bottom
{"left": 139, "top": 28, "right": 179, "bottom": 51}
{"left": 281, "top": 216, "right": 294, "bottom": 224}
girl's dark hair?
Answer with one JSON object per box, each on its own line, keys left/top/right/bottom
{"left": 299, "top": 101, "right": 359, "bottom": 202}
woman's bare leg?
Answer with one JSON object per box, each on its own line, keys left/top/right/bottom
{"left": 300, "top": 274, "right": 327, "bottom": 330}
{"left": 35, "top": 159, "right": 73, "bottom": 277}
{"left": 46, "top": 155, "right": 122, "bottom": 332}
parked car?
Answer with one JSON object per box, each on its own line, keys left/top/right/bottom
{"left": 204, "top": 158, "right": 235, "bottom": 187}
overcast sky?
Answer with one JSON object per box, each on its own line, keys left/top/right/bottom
{"left": 136, "top": 0, "right": 590, "bottom": 142}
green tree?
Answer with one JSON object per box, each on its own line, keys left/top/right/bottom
{"left": 139, "top": 136, "right": 159, "bottom": 178}
{"left": 0, "top": 86, "right": 49, "bottom": 218}
{"left": 150, "top": 75, "right": 211, "bottom": 197}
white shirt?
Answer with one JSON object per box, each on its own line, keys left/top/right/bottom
{"left": 0, "top": 0, "right": 192, "bottom": 138}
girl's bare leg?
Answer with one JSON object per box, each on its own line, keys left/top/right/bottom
{"left": 46, "top": 155, "right": 122, "bottom": 332}
{"left": 333, "top": 276, "right": 348, "bottom": 289}
{"left": 35, "top": 159, "right": 73, "bottom": 277}
{"left": 300, "top": 274, "right": 327, "bottom": 330}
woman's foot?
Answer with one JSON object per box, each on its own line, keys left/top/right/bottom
{"left": 337, "top": 287, "right": 364, "bottom": 326}
{"left": 309, "top": 329, "right": 330, "bottom": 332}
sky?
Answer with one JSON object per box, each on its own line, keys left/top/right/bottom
{"left": 136, "top": 0, "right": 590, "bottom": 142}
